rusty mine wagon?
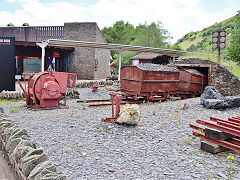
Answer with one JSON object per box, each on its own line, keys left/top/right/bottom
{"left": 120, "top": 64, "right": 206, "bottom": 101}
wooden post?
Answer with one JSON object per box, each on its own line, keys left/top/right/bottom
{"left": 218, "top": 45, "right": 221, "bottom": 63}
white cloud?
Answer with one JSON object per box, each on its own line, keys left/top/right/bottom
{"left": 0, "top": 0, "right": 237, "bottom": 43}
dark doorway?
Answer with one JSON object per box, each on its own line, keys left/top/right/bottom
{"left": 0, "top": 37, "right": 15, "bottom": 91}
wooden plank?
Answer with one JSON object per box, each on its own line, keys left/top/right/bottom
{"left": 205, "top": 128, "right": 235, "bottom": 140}
{"left": 201, "top": 141, "right": 229, "bottom": 154}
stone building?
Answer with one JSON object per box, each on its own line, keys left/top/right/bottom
{"left": 173, "top": 58, "right": 240, "bottom": 96}
{"left": 0, "top": 22, "right": 110, "bottom": 80}
{"left": 64, "top": 22, "right": 110, "bottom": 79}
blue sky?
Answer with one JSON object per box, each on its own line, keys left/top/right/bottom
{"left": 0, "top": 0, "right": 239, "bottom": 43}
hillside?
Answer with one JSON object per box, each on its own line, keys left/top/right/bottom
{"left": 175, "top": 15, "right": 236, "bottom": 52}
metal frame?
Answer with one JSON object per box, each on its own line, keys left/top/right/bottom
{"left": 190, "top": 116, "right": 240, "bottom": 153}
{"left": 37, "top": 39, "right": 186, "bottom": 80}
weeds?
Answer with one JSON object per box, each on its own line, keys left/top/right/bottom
{"left": 76, "top": 145, "right": 82, "bottom": 153}
{"left": 70, "top": 109, "right": 74, "bottom": 117}
{"left": 146, "top": 101, "right": 150, "bottom": 106}
{"left": 63, "top": 142, "right": 70, "bottom": 153}
{"left": 207, "top": 174, "right": 215, "bottom": 179}
{"left": 82, "top": 100, "right": 87, "bottom": 110}
{"left": 227, "top": 155, "right": 236, "bottom": 179}
{"left": 9, "top": 106, "right": 19, "bottom": 113}
{"left": 182, "top": 138, "right": 191, "bottom": 144}
{"left": 165, "top": 99, "right": 172, "bottom": 103}
{"left": 198, "top": 128, "right": 204, "bottom": 133}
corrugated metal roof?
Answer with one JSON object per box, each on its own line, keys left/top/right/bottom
{"left": 44, "top": 39, "right": 186, "bottom": 56}
{"left": 130, "top": 52, "right": 165, "bottom": 60}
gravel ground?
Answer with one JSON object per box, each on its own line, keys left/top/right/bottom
{"left": 2, "top": 87, "right": 240, "bottom": 180}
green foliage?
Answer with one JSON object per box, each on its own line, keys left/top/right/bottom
{"left": 131, "top": 21, "right": 171, "bottom": 48}
{"left": 76, "top": 145, "right": 82, "bottom": 153}
{"left": 226, "top": 11, "right": 240, "bottom": 63}
{"left": 176, "top": 13, "right": 237, "bottom": 52}
{"left": 82, "top": 100, "right": 87, "bottom": 110}
{"left": 169, "top": 44, "right": 183, "bottom": 51}
{"left": 99, "top": 127, "right": 104, "bottom": 132}
{"left": 186, "top": 44, "right": 198, "bottom": 52}
{"left": 101, "top": 20, "right": 135, "bottom": 45}
{"left": 101, "top": 21, "right": 171, "bottom": 71}
{"left": 9, "top": 107, "right": 19, "bottom": 113}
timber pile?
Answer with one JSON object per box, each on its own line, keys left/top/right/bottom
{"left": 190, "top": 116, "right": 240, "bottom": 154}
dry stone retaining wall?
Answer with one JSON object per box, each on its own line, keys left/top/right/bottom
{"left": 0, "top": 112, "right": 66, "bottom": 180}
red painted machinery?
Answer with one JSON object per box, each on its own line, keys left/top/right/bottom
{"left": 18, "top": 71, "right": 77, "bottom": 108}
{"left": 121, "top": 64, "right": 207, "bottom": 101}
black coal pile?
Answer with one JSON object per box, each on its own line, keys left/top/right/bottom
{"left": 200, "top": 86, "right": 240, "bottom": 109}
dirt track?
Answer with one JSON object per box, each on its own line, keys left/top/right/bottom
{"left": 0, "top": 151, "right": 16, "bottom": 180}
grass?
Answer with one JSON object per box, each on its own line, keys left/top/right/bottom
{"left": 9, "top": 107, "right": 19, "bottom": 113}
{"left": 179, "top": 36, "right": 203, "bottom": 51}
{"left": 0, "top": 99, "right": 23, "bottom": 106}
{"left": 182, "top": 138, "right": 191, "bottom": 144}
{"left": 82, "top": 100, "right": 87, "bottom": 110}
{"left": 182, "top": 52, "right": 240, "bottom": 78}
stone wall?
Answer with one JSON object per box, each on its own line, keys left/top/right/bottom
{"left": 64, "top": 22, "right": 110, "bottom": 80}
{"left": 94, "top": 25, "right": 111, "bottom": 79}
{"left": 0, "top": 112, "right": 66, "bottom": 179}
{"left": 173, "top": 58, "right": 240, "bottom": 96}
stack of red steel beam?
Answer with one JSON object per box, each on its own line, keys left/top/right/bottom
{"left": 190, "top": 116, "right": 240, "bottom": 152}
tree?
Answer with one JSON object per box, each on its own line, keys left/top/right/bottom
{"left": 101, "top": 21, "right": 135, "bottom": 64}
{"left": 101, "top": 21, "right": 172, "bottom": 71}
{"left": 101, "top": 21, "right": 135, "bottom": 45}
{"left": 131, "top": 22, "right": 171, "bottom": 48}
{"left": 227, "top": 11, "right": 240, "bottom": 62}
{"left": 170, "top": 44, "right": 183, "bottom": 51}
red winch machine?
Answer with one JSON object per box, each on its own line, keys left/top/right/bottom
{"left": 17, "top": 71, "right": 77, "bottom": 108}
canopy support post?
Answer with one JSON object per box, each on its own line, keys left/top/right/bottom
{"left": 118, "top": 51, "right": 122, "bottom": 81}
{"left": 37, "top": 41, "right": 48, "bottom": 72}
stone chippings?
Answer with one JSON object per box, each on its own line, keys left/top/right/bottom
{"left": 2, "top": 88, "right": 240, "bottom": 180}
{"left": 0, "top": 110, "right": 67, "bottom": 179}
{"left": 137, "top": 63, "right": 179, "bottom": 72}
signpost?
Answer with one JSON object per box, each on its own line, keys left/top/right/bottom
{"left": 212, "top": 30, "right": 226, "bottom": 63}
